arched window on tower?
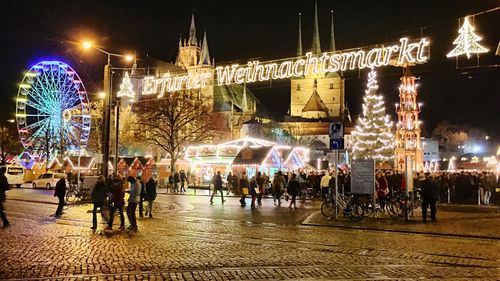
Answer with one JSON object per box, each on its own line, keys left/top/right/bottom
{"left": 329, "top": 83, "right": 334, "bottom": 89}
{"left": 296, "top": 83, "right": 300, "bottom": 91}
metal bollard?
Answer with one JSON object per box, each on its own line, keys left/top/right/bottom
{"left": 478, "top": 187, "right": 481, "bottom": 205}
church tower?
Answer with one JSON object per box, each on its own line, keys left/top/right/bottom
{"left": 176, "top": 14, "right": 201, "bottom": 69}
{"left": 175, "top": 13, "right": 215, "bottom": 109}
{"left": 290, "top": 3, "right": 345, "bottom": 119}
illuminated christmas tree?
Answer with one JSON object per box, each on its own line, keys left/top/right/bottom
{"left": 447, "top": 16, "right": 489, "bottom": 59}
{"left": 352, "top": 69, "right": 394, "bottom": 160}
{"left": 117, "top": 72, "right": 135, "bottom": 99}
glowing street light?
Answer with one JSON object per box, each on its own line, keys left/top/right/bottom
{"left": 81, "top": 39, "right": 136, "bottom": 178}
{"left": 82, "top": 41, "right": 93, "bottom": 49}
{"left": 124, "top": 54, "right": 134, "bottom": 62}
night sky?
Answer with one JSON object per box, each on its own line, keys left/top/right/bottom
{"left": 1, "top": 0, "right": 499, "bottom": 137}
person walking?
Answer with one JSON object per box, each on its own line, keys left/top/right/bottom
{"left": 249, "top": 176, "right": 258, "bottom": 209}
{"left": 106, "top": 175, "right": 125, "bottom": 230}
{"left": 256, "top": 172, "right": 265, "bottom": 206}
{"left": 320, "top": 172, "right": 331, "bottom": 199}
{"left": 239, "top": 172, "right": 249, "bottom": 207}
{"left": 226, "top": 172, "right": 234, "bottom": 195}
{"left": 91, "top": 176, "right": 107, "bottom": 231}
{"left": 126, "top": 176, "right": 141, "bottom": 232}
{"left": 287, "top": 173, "right": 300, "bottom": 210}
{"left": 420, "top": 173, "right": 439, "bottom": 223}
{"left": 173, "top": 172, "right": 180, "bottom": 193}
{"left": 54, "top": 176, "right": 66, "bottom": 218}
{"left": 137, "top": 176, "right": 146, "bottom": 218}
{"left": 145, "top": 177, "right": 157, "bottom": 218}
{"left": 168, "top": 174, "right": 174, "bottom": 193}
{"left": 0, "top": 167, "right": 10, "bottom": 228}
{"left": 180, "top": 170, "right": 187, "bottom": 193}
{"left": 210, "top": 171, "right": 225, "bottom": 204}
{"left": 272, "top": 171, "right": 285, "bottom": 206}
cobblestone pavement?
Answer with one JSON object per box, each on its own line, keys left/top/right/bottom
{"left": 303, "top": 209, "right": 500, "bottom": 239}
{"left": 0, "top": 195, "right": 499, "bottom": 280}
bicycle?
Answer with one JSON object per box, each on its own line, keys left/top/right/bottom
{"left": 65, "top": 183, "right": 92, "bottom": 204}
{"left": 385, "top": 192, "right": 413, "bottom": 221}
{"left": 321, "top": 192, "right": 365, "bottom": 221}
{"left": 358, "top": 194, "right": 397, "bottom": 217}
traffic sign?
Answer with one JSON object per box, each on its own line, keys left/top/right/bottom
{"left": 329, "top": 138, "right": 344, "bottom": 150}
{"left": 329, "top": 122, "right": 344, "bottom": 138}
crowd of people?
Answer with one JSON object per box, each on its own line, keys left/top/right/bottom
{"left": 209, "top": 168, "right": 498, "bottom": 223}
{"left": 55, "top": 174, "right": 158, "bottom": 233}
{"left": 207, "top": 171, "right": 301, "bottom": 210}
{"left": 1, "top": 165, "right": 497, "bottom": 230}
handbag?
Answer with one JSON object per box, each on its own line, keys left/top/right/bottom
{"left": 254, "top": 187, "right": 260, "bottom": 194}
{"left": 242, "top": 187, "right": 249, "bottom": 195}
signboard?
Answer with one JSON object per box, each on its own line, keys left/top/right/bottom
{"left": 142, "top": 37, "right": 430, "bottom": 97}
{"left": 329, "top": 122, "right": 344, "bottom": 150}
{"left": 351, "top": 159, "right": 375, "bottom": 194}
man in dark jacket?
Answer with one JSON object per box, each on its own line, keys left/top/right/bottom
{"left": 173, "top": 172, "right": 180, "bottom": 193}
{"left": 420, "top": 173, "right": 439, "bottom": 223}
{"left": 210, "top": 171, "right": 224, "bottom": 204}
{"left": 0, "top": 167, "right": 10, "bottom": 227}
{"left": 287, "top": 173, "right": 300, "bottom": 210}
{"left": 54, "top": 177, "right": 66, "bottom": 218}
{"left": 91, "top": 176, "right": 107, "bottom": 230}
{"left": 256, "top": 172, "right": 265, "bottom": 205}
{"left": 106, "top": 175, "right": 125, "bottom": 230}
{"left": 145, "top": 177, "right": 157, "bottom": 218}
{"left": 137, "top": 176, "right": 146, "bottom": 218}
{"left": 180, "top": 170, "right": 187, "bottom": 193}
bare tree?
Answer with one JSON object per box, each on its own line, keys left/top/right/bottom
{"left": 0, "top": 125, "right": 22, "bottom": 165}
{"left": 432, "top": 121, "right": 468, "bottom": 152}
{"left": 135, "top": 92, "right": 219, "bottom": 173}
{"left": 87, "top": 101, "right": 103, "bottom": 154}
{"left": 111, "top": 105, "right": 142, "bottom": 156}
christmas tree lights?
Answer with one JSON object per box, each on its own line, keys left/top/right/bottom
{"left": 352, "top": 69, "right": 394, "bottom": 160}
{"left": 447, "top": 16, "right": 489, "bottom": 59}
{"left": 117, "top": 72, "right": 136, "bottom": 99}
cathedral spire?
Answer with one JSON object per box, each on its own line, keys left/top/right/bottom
{"left": 311, "top": 0, "right": 321, "bottom": 54}
{"left": 330, "top": 10, "right": 336, "bottom": 51}
{"left": 297, "top": 13, "right": 303, "bottom": 56}
{"left": 188, "top": 13, "right": 197, "bottom": 46}
{"left": 198, "top": 30, "right": 211, "bottom": 65}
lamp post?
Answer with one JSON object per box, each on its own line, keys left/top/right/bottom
{"left": 82, "top": 41, "right": 133, "bottom": 179}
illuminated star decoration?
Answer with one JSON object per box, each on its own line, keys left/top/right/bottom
{"left": 447, "top": 16, "right": 489, "bottom": 59}
{"left": 117, "top": 72, "right": 136, "bottom": 99}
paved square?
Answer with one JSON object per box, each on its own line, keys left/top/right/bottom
{"left": 1, "top": 190, "right": 499, "bottom": 280}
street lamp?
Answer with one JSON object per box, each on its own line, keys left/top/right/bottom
{"left": 82, "top": 40, "right": 134, "bottom": 179}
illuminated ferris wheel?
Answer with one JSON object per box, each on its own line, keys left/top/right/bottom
{"left": 16, "top": 61, "right": 91, "bottom": 159}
